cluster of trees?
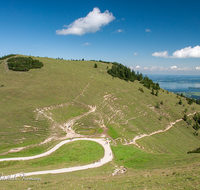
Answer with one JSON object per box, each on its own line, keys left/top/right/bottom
{"left": 192, "top": 113, "right": 200, "bottom": 131}
{"left": 151, "top": 89, "right": 159, "bottom": 96}
{"left": 140, "top": 76, "right": 160, "bottom": 90}
{"left": 7, "top": 57, "right": 44, "bottom": 71}
{"left": 107, "top": 63, "right": 160, "bottom": 92}
{"left": 70, "top": 58, "right": 85, "bottom": 61}
{"left": 177, "top": 93, "right": 198, "bottom": 105}
{"left": 187, "top": 97, "right": 196, "bottom": 105}
{"left": 183, "top": 111, "right": 200, "bottom": 137}
{"left": 0, "top": 54, "right": 16, "bottom": 60}
{"left": 107, "top": 63, "right": 142, "bottom": 82}
{"left": 196, "top": 99, "right": 200, "bottom": 105}
{"left": 90, "top": 59, "right": 111, "bottom": 64}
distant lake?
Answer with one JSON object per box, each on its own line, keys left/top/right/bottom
{"left": 157, "top": 82, "right": 200, "bottom": 93}
{"left": 147, "top": 75, "right": 200, "bottom": 93}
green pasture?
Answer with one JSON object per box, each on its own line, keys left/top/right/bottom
{"left": 0, "top": 143, "right": 200, "bottom": 189}
{"left": 0, "top": 140, "right": 104, "bottom": 176}
{"left": 1, "top": 55, "right": 199, "bottom": 152}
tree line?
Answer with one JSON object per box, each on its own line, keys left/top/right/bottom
{"left": 107, "top": 63, "right": 139, "bottom": 82}
{"left": 0, "top": 54, "right": 16, "bottom": 60}
{"left": 107, "top": 62, "right": 160, "bottom": 90}
{"left": 177, "top": 93, "right": 200, "bottom": 105}
{"left": 7, "top": 57, "right": 44, "bottom": 71}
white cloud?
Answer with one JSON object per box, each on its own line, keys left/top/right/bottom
{"left": 56, "top": 7, "right": 115, "bottom": 36}
{"left": 145, "top": 28, "right": 151, "bottom": 32}
{"left": 115, "top": 29, "right": 123, "bottom": 33}
{"left": 133, "top": 52, "right": 138, "bottom": 56}
{"left": 82, "top": 42, "right": 91, "bottom": 46}
{"left": 172, "top": 45, "right": 200, "bottom": 58}
{"left": 152, "top": 51, "right": 169, "bottom": 58}
{"left": 152, "top": 45, "right": 200, "bottom": 59}
{"left": 170, "top": 66, "right": 177, "bottom": 69}
{"left": 131, "top": 65, "right": 195, "bottom": 72}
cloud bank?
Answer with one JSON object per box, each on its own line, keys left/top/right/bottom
{"left": 170, "top": 66, "right": 177, "bottom": 69}
{"left": 172, "top": 45, "right": 200, "bottom": 58}
{"left": 132, "top": 65, "right": 196, "bottom": 72}
{"left": 152, "top": 51, "right": 168, "bottom": 58}
{"left": 56, "top": 7, "right": 115, "bottom": 36}
{"left": 152, "top": 45, "right": 200, "bottom": 58}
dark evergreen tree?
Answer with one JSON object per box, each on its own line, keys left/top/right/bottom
{"left": 179, "top": 98, "right": 182, "bottom": 105}
{"left": 193, "top": 122, "right": 200, "bottom": 131}
{"left": 94, "top": 63, "right": 98, "bottom": 68}
{"left": 183, "top": 114, "right": 188, "bottom": 121}
{"left": 155, "top": 90, "right": 158, "bottom": 96}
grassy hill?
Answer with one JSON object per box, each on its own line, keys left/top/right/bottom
{"left": 0, "top": 55, "right": 200, "bottom": 189}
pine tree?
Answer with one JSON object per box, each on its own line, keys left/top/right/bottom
{"left": 155, "top": 90, "right": 158, "bottom": 96}
{"left": 183, "top": 114, "right": 188, "bottom": 121}
{"left": 94, "top": 63, "right": 98, "bottom": 68}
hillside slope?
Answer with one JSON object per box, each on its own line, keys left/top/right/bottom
{"left": 0, "top": 55, "right": 200, "bottom": 155}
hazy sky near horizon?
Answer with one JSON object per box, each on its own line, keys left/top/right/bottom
{"left": 1, "top": 0, "right": 200, "bottom": 75}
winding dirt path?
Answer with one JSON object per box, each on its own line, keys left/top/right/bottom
{"left": 128, "top": 112, "right": 197, "bottom": 147}
{"left": 0, "top": 138, "right": 113, "bottom": 179}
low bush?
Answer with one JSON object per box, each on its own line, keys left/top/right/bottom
{"left": 7, "top": 57, "right": 44, "bottom": 71}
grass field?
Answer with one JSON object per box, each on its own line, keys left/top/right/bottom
{"left": 0, "top": 55, "right": 200, "bottom": 189}
{"left": 0, "top": 144, "right": 199, "bottom": 189}
{"left": 0, "top": 140, "right": 104, "bottom": 176}
{"left": 1, "top": 55, "right": 199, "bottom": 151}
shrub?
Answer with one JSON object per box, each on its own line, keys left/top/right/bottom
{"left": 155, "top": 90, "right": 158, "bottom": 96}
{"left": 183, "top": 114, "right": 188, "bottom": 121}
{"left": 187, "top": 146, "right": 200, "bottom": 153}
{"left": 179, "top": 98, "right": 182, "bottom": 105}
{"left": 155, "top": 103, "right": 160, "bottom": 109}
{"left": 7, "top": 57, "right": 43, "bottom": 71}
{"left": 139, "top": 87, "right": 144, "bottom": 93}
{"left": 193, "top": 122, "right": 200, "bottom": 131}
{"left": 94, "top": 63, "right": 98, "bottom": 68}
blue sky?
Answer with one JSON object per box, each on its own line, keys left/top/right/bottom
{"left": 1, "top": 0, "right": 200, "bottom": 74}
